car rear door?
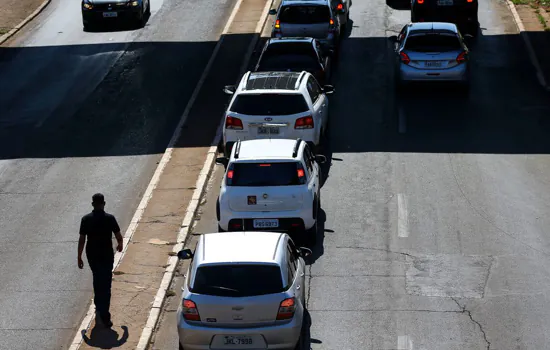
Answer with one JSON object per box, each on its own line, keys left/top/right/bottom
{"left": 306, "top": 76, "right": 328, "bottom": 132}
{"left": 278, "top": 5, "right": 332, "bottom": 39}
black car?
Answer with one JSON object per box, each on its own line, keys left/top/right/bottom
{"left": 81, "top": 0, "right": 150, "bottom": 31}
{"left": 254, "top": 37, "right": 332, "bottom": 85}
{"left": 410, "top": 0, "right": 478, "bottom": 35}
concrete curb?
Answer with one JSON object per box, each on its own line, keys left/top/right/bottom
{"left": 505, "top": 0, "right": 550, "bottom": 92}
{"left": 0, "top": 0, "right": 51, "bottom": 45}
{"left": 135, "top": 0, "right": 275, "bottom": 349}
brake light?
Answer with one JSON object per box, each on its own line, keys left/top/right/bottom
{"left": 275, "top": 19, "right": 280, "bottom": 29}
{"left": 329, "top": 18, "right": 334, "bottom": 25}
{"left": 466, "top": 0, "right": 473, "bottom": 2}
{"left": 227, "top": 170, "right": 234, "bottom": 179}
{"left": 400, "top": 52, "right": 410, "bottom": 65}
{"left": 297, "top": 169, "right": 305, "bottom": 178}
{"left": 277, "top": 298, "right": 296, "bottom": 320}
{"left": 225, "top": 116, "right": 243, "bottom": 130}
{"left": 259, "top": 164, "right": 271, "bottom": 167}
{"left": 336, "top": 3, "right": 343, "bottom": 10}
{"left": 295, "top": 116, "right": 314, "bottom": 129}
{"left": 182, "top": 299, "right": 201, "bottom": 321}
{"left": 418, "top": 0, "right": 424, "bottom": 3}
{"left": 456, "top": 51, "right": 467, "bottom": 64}
{"left": 230, "top": 222, "right": 242, "bottom": 230}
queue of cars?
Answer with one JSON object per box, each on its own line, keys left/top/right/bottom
{"left": 168, "top": 0, "right": 478, "bottom": 349}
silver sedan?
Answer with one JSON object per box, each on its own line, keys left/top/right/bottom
{"left": 390, "top": 22, "right": 473, "bottom": 91}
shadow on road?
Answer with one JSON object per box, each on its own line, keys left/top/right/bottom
{"left": 81, "top": 325, "right": 129, "bottom": 348}
{"left": 0, "top": 28, "right": 548, "bottom": 161}
{"left": 386, "top": 0, "right": 410, "bottom": 11}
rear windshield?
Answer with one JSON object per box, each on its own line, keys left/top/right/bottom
{"left": 257, "top": 54, "right": 320, "bottom": 72}
{"left": 230, "top": 94, "right": 309, "bottom": 115}
{"left": 192, "top": 264, "right": 283, "bottom": 297}
{"left": 405, "top": 34, "right": 461, "bottom": 52}
{"left": 231, "top": 162, "right": 301, "bottom": 187}
{"left": 279, "top": 5, "right": 331, "bottom": 24}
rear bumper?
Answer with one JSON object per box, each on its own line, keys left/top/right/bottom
{"left": 398, "top": 62, "right": 469, "bottom": 82}
{"left": 82, "top": 8, "right": 141, "bottom": 23}
{"left": 177, "top": 310, "right": 302, "bottom": 350}
{"left": 219, "top": 209, "right": 315, "bottom": 232}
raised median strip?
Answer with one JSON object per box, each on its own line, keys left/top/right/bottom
{"left": 506, "top": 0, "right": 550, "bottom": 92}
{"left": 68, "top": 0, "right": 275, "bottom": 348}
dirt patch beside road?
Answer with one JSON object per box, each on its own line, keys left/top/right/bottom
{"left": 0, "top": 0, "right": 47, "bottom": 35}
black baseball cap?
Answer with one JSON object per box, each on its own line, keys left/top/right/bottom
{"left": 92, "top": 193, "right": 105, "bottom": 203}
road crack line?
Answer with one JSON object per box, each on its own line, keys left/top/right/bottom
{"left": 452, "top": 298, "right": 491, "bottom": 350}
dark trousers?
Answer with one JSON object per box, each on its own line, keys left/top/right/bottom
{"left": 88, "top": 258, "right": 114, "bottom": 324}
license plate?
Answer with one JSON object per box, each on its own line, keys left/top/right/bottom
{"left": 424, "top": 61, "right": 442, "bottom": 67}
{"left": 437, "top": 0, "right": 453, "bottom": 5}
{"left": 257, "top": 126, "right": 279, "bottom": 134}
{"left": 253, "top": 219, "right": 279, "bottom": 228}
{"left": 223, "top": 335, "right": 254, "bottom": 346}
{"left": 103, "top": 11, "right": 117, "bottom": 17}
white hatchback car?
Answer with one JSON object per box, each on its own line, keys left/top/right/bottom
{"left": 215, "top": 138, "right": 326, "bottom": 244}
{"left": 176, "top": 231, "right": 312, "bottom": 350}
{"left": 222, "top": 71, "right": 334, "bottom": 156}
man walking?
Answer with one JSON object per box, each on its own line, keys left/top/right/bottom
{"left": 78, "top": 193, "right": 123, "bottom": 328}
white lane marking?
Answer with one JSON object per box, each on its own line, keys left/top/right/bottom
{"left": 398, "top": 105, "right": 406, "bottom": 134}
{"left": 68, "top": 0, "right": 254, "bottom": 347}
{"left": 398, "top": 335, "right": 413, "bottom": 350}
{"left": 397, "top": 193, "right": 409, "bottom": 238}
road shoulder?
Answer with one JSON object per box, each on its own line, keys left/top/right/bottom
{"left": 0, "top": 0, "right": 50, "bottom": 44}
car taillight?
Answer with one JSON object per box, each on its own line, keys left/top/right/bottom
{"left": 297, "top": 169, "right": 305, "bottom": 178}
{"left": 295, "top": 116, "right": 314, "bottom": 129}
{"left": 225, "top": 116, "right": 243, "bottom": 130}
{"left": 456, "top": 51, "right": 467, "bottom": 64}
{"left": 466, "top": 0, "right": 473, "bottom": 2}
{"left": 400, "top": 52, "right": 411, "bottom": 65}
{"left": 227, "top": 170, "right": 234, "bottom": 178}
{"left": 275, "top": 19, "right": 281, "bottom": 29}
{"left": 182, "top": 299, "right": 200, "bottom": 321}
{"left": 336, "top": 3, "right": 343, "bottom": 10}
{"left": 417, "top": 0, "right": 424, "bottom": 3}
{"left": 277, "top": 298, "right": 296, "bottom": 320}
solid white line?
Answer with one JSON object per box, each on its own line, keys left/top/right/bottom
{"left": 398, "top": 106, "right": 406, "bottom": 134}
{"left": 68, "top": 0, "right": 248, "bottom": 347}
{"left": 397, "top": 335, "right": 413, "bottom": 350}
{"left": 397, "top": 193, "right": 409, "bottom": 238}
{"left": 505, "top": 0, "right": 550, "bottom": 91}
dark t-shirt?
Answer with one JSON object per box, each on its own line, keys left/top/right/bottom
{"left": 79, "top": 210, "right": 121, "bottom": 262}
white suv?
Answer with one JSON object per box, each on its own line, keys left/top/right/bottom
{"left": 222, "top": 71, "right": 334, "bottom": 156}
{"left": 215, "top": 138, "right": 326, "bottom": 245}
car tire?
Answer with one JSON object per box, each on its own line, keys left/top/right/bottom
{"left": 179, "top": 343, "right": 185, "bottom": 350}
{"left": 83, "top": 22, "right": 93, "bottom": 32}
{"left": 306, "top": 200, "right": 319, "bottom": 246}
{"left": 135, "top": 5, "right": 146, "bottom": 28}
{"left": 218, "top": 225, "right": 226, "bottom": 233}
{"left": 146, "top": 0, "right": 151, "bottom": 15}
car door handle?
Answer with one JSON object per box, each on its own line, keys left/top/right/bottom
{"left": 300, "top": 272, "right": 305, "bottom": 277}
{"left": 297, "top": 285, "right": 301, "bottom": 290}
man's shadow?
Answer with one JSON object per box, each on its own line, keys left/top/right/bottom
{"left": 81, "top": 325, "right": 129, "bottom": 349}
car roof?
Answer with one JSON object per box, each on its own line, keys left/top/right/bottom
{"left": 281, "top": 0, "right": 329, "bottom": 6}
{"left": 234, "top": 139, "right": 301, "bottom": 160}
{"left": 244, "top": 71, "right": 305, "bottom": 91}
{"left": 408, "top": 22, "right": 458, "bottom": 33}
{"left": 196, "top": 231, "right": 286, "bottom": 265}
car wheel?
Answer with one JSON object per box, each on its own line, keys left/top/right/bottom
{"left": 218, "top": 225, "right": 226, "bottom": 233}
{"left": 179, "top": 343, "right": 185, "bottom": 350}
{"left": 306, "top": 200, "right": 319, "bottom": 246}
{"left": 83, "top": 22, "right": 93, "bottom": 32}
{"left": 135, "top": 5, "right": 145, "bottom": 28}
{"left": 146, "top": 0, "right": 151, "bottom": 15}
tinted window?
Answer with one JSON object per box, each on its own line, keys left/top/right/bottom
{"left": 306, "top": 76, "right": 322, "bottom": 103}
{"left": 405, "top": 34, "right": 461, "bottom": 52}
{"left": 230, "top": 94, "right": 309, "bottom": 115}
{"left": 231, "top": 162, "right": 301, "bottom": 187}
{"left": 192, "top": 264, "right": 283, "bottom": 297}
{"left": 279, "top": 5, "right": 331, "bottom": 24}
{"left": 258, "top": 55, "right": 320, "bottom": 72}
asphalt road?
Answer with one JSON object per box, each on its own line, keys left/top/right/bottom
{"left": 153, "top": 0, "right": 550, "bottom": 348}
{"left": 0, "top": 0, "right": 237, "bottom": 347}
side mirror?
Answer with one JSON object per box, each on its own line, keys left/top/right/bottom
{"left": 223, "top": 85, "right": 236, "bottom": 95}
{"left": 269, "top": 8, "right": 277, "bottom": 15}
{"left": 315, "top": 155, "right": 327, "bottom": 164}
{"left": 299, "top": 247, "right": 312, "bottom": 257}
{"left": 177, "top": 248, "right": 194, "bottom": 260}
{"left": 215, "top": 157, "right": 229, "bottom": 168}
{"left": 323, "top": 85, "right": 335, "bottom": 94}
{"left": 388, "top": 35, "right": 398, "bottom": 43}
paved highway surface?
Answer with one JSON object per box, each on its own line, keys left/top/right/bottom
{"left": 0, "top": 0, "right": 237, "bottom": 347}
{"left": 152, "top": 0, "right": 550, "bottom": 348}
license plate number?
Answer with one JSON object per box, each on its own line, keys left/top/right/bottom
{"left": 223, "top": 336, "right": 253, "bottom": 345}
{"left": 253, "top": 219, "right": 279, "bottom": 228}
{"left": 424, "top": 61, "right": 442, "bottom": 67}
{"left": 103, "top": 11, "right": 118, "bottom": 17}
{"left": 258, "top": 126, "right": 279, "bottom": 134}
{"left": 437, "top": 0, "right": 453, "bottom": 5}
